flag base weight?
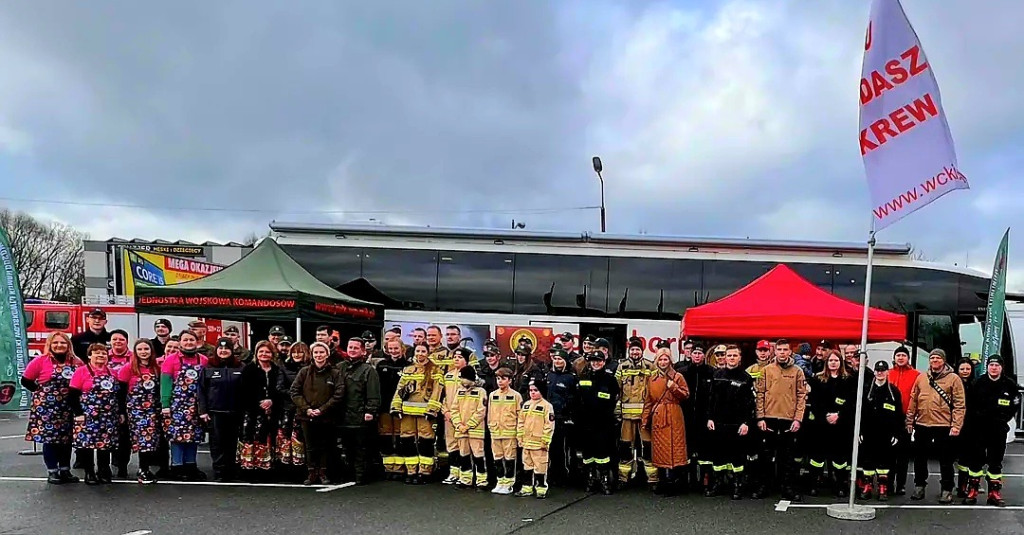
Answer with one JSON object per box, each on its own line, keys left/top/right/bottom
{"left": 826, "top": 503, "right": 876, "bottom": 521}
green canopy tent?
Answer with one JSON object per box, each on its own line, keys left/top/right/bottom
{"left": 134, "top": 239, "right": 384, "bottom": 332}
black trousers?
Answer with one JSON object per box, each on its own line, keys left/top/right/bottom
{"left": 580, "top": 422, "right": 616, "bottom": 466}
{"left": 111, "top": 422, "right": 131, "bottom": 471}
{"left": 710, "top": 425, "right": 749, "bottom": 471}
{"left": 77, "top": 448, "right": 112, "bottom": 473}
{"left": 548, "top": 420, "right": 572, "bottom": 484}
{"left": 762, "top": 418, "right": 800, "bottom": 489}
{"left": 891, "top": 428, "right": 912, "bottom": 488}
{"left": 302, "top": 420, "right": 335, "bottom": 470}
{"left": 208, "top": 412, "right": 241, "bottom": 477}
{"left": 914, "top": 425, "right": 954, "bottom": 491}
{"left": 340, "top": 423, "right": 375, "bottom": 481}
{"left": 969, "top": 424, "right": 1009, "bottom": 480}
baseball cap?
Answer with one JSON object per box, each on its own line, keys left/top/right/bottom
{"left": 361, "top": 330, "right": 376, "bottom": 342}
{"left": 582, "top": 335, "right": 596, "bottom": 344}
{"left": 87, "top": 308, "right": 106, "bottom": 319}
{"left": 756, "top": 340, "right": 771, "bottom": 350}
{"left": 269, "top": 325, "right": 286, "bottom": 336}
{"left": 557, "top": 332, "right": 574, "bottom": 343}
{"left": 585, "top": 351, "right": 606, "bottom": 361}
{"left": 595, "top": 338, "right": 610, "bottom": 349}
{"left": 987, "top": 354, "right": 1004, "bottom": 365}
{"left": 550, "top": 347, "right": 568, "bottom": 359}
{"left": 279, "top": 335, "right": 294, "bottom": 346}
{"left": 817, "top": 339, "right": 832, "bottom": 349}
{"left": 874, "top": 360, "right": 890, "bottom": 372}
{"left": 712, "top": 344, "right": 728, "bottom": 354}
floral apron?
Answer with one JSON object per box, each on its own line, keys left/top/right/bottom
{"left": 238, "top": 409, "right": 275, "bottom": 471}
{"left": 276, "top": 408, "right": 305, "bottom": 466}
{"left": 25, "top": 360, "right": 76, "bottom": 444}
{"left": 73, "top": 367, "right": 120, "bottom": 450}
{"left": 166, "top": 358, "right": 203, "bottom": 444}
{"left": 126, "top": 371, "right": 161, "bottom": 452}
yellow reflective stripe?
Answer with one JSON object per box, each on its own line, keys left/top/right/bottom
{"left": 969, "top": 469, "right": 985, "bottom": 477}
{"left": 987, "top": 471, "right": 1002, "bottom": 479}
{"left": 593, "top": 457, "right": 610, "bottom": 465}
{"left": 418, "top": 456, "right": 435, "bottom": 466}
{"left": 731, "top": 465, "right": 745, "bottom": 473}
{"left": 524, "top": 441, "right": 544, "bottom": 448}
{"left": 832, "top": 462, "right": 849, "bottom": 470}
{"left": 998, "top": 399, "right": 1011, "bottom": 406}
{"left": 403, "top": 373, "right": 425, "bottom": 380}
{"left": 883, "top": 403, "right": 896, "bottom": 411}
{"left": 621, "top": 403, "right": 644, "bottom": 410}
{"left": 809, "top": 459, "right": 825, "bottom": 468}
{"left": 467, "top": 430, "right": 486, "bottom": 438}
{"left": 861, "top": 470, "right": 876, "bottom": 476}
{"left": 579, "top": 380, "right": 592, "bottom": 386}
{"left": 835, "top": 398, "right": 846, "bottom": 405}
{"left": 598, "top": 392, "right": 610, "bottom": 399}
{"left": 404, "top": 457, "right": 419, "bottom": 467}
{"left": 492, "top": 430, "right": 518, "bottom": 438}
{"left": 876, "top": 469, "right": 890, "bottom": 475}
{"left": 427, "top": 400, "right": 443, "bottom": 411}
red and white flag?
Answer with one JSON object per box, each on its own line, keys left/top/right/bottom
{"left": 860, "top": 0, "right": 968, "bottom": 231}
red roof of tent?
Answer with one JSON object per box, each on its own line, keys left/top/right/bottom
{"left": 682, "top": 264, "right": 906, "bottom": 341}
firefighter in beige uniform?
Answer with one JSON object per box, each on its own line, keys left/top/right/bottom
{"left": 488, "top": 368, "right": 522, "bottom": 495}
{"left": 516, "top": 379, "right": 555, "bottom": 498}
{"left": 617, "top": 337, "right": 657, "bottom": 488}
{"left": 451, "top": 366, "right": 488, "bottom": 488}
{"left": 441, "top": 348, "right": 470, "bottom": 484}
{"left": 389, "top": 342, "right": 444, "bottom": 483}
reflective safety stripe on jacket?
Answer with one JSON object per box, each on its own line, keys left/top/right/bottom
{"left": 487, "top": 389, "right": 523, "bottom": 439}
{"left": 615, "top": 359, "right": 654, "bottom": 419}
{"left": 517, "top": 398, "right": 555, "bottom": 450}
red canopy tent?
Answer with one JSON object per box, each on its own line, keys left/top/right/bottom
{"left": 682, "top": 264, "right": 906, "bottom": 341}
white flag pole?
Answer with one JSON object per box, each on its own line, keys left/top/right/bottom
{"left": 828, "top": 224, "right": 877, "bottom": 521}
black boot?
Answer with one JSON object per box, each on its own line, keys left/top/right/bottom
{"left": 47, "top": 470, "right": 63, "bottom": 484}
{"left": 84, "top": 468, "right": 99, "bottom": 485}
{"left": 186, "top": 463, "right": 208, "bottom": 481}
{"left": 585, "top": 466, "right": 599, "bottom": 493}
{"left": 57, "top": 469, "right": 79, "bottom": 483}
{"left": 835, "top": 472, "right": 849, "bottom": 498}
{"left": 600, "top": 468, "right": 614, "bottom": 495}
{"left": 97, "top": 465, "right": 113, "bottom": 484}
{"left": 956, "top": 470, "right": 968, "bottom": 499}
{"left": 732, "top": 474, "right": 745, "bottom": 500}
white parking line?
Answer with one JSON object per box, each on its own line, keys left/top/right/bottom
{"left": 778, "top": 502, "right": 1024, "bottom": 511}
{"left": 315, "top": 482, "right": 356, "bottom": 493}
{"left": 122, "top": 531, "right": 152, "bottom": 535}
{"left": 0, "top": 476, "right": 328, "bottom": 490}
{"left": 0, "top": 434, "right": 25, "bottom": 440}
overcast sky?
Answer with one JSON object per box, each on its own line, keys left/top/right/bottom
{"left": 1, "top": 1, "right": 1022, "bottom": 287}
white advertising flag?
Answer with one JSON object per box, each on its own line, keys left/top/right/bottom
{"left": 860, "top": 0, "right": 968, "bottom": 231}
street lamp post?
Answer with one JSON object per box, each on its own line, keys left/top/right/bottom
{"left": 592, "top": 156, "right": 606, "bottom": 233}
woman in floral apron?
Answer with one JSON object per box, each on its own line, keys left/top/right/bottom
{"left": 277, "top": 342, "right": 310, "bottom": 480}
{"left": 108, "top": 329, "right": 133, "bottom": 479}
{"left": 160, "top": 330, "right": 209, "bottom": 481}
{"left": 22, "top": 332, "right": 83, "bottom": 484}
{"left": 117, "top": 338, "right": 163, "bottom": 484}
{"left": 238, "top": 341, "right": 287, "bottom": 481}
{"left": 69, "top": 343, "right": 122, "bottom": 484}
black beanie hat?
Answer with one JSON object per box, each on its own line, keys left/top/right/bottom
{"left": 893, "top": 345, "right": 910, "bottom": 358}
{"left": 460, "top": 366, "right": 477, "bottom": 381}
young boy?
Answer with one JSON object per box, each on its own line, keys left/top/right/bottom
{"left": 517, "top": 379, "right": 555, "bottom": 498}
{"left": 488, "top": 368, "right": 522, "bottom": 495}
{"left": 441, "top": 349, "right": 470, "bottom": 484}
{"left": 451, "top": 365, "right": 488, "bottom": 488}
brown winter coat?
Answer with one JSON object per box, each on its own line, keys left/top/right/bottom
{"left": 906, "top": 364, "right": 965, "bottom": 430}
{"left": 642, "top": 369, "right": 690, "bottom": 468}
{"left": 755, "top": 361, "right": 808, "bottom": 421}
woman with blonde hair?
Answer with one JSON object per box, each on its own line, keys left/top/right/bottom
{"left": 22, "top": 332, "right": 84, "bottom": 483}
{"left": 806, "top": 349, "right": 855, "bottom": 497}
{"left": 642, "top": 347, "right": 690, "bottom": 495}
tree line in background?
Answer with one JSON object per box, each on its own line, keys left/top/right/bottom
{"left": 0, "top": 208, "right": 86, "bottom": 303}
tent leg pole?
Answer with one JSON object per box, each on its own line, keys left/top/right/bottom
{"left": 296, "top": 317, "right": 302, "bottom": 343}
{"left": 849, "top": 229, "right": 875, "bottom": 510}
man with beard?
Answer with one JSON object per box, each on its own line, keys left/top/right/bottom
{"left": 616, "top": 336, "right": 657, "bottom": 489}
{"left": 152, "top": 319, "right": 173, "bottom": 360}
{"left": 426, "top": 325, "right": 453, "bottom": 372}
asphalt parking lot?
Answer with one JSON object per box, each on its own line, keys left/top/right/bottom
{"left": 1, "top": 415, "right": 1021, "bottom": 535}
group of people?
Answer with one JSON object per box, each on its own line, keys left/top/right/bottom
{"left": 21, "top": 313, "right": 1022, "bottom": 507}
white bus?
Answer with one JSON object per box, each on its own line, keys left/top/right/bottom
{"left": 269, "top": 222, "right": 1004, "bottom": 371}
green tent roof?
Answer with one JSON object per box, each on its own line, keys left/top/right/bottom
{"left": 135, "top": 238, "right": 383, "bottom": 323}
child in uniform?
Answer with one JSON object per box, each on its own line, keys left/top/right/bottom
{"left": 451, "top": 365, "right": 488, "bottom": 488}
{"left": 488, "top": 368, "right": 522, "bottom": 495}
{"left": 516, "top": 379, "right": 555, "bottom": 498}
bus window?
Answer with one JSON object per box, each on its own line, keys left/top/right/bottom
{"left": 24, "top": 310, "right": 35, "bottom": 326}
{"left": 44, "top": 311, "right": 71, "bottom": 330}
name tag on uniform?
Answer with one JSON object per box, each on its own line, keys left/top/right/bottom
{"left": 998, "top": 399, "right": 1011, "bottom": 406}
{"left": 883, "top": 403, "right": 896, "bottom": 411}
{"left": 598, "top": 392, "right": 610, "bottom": 399}
{"left": 579, "top": 380, "right": 592, "bottom": 386}
{"left": 534, "top": 406, "right": 545, "bottom": 412}
{"left": 835, "top": 398, "right": 846, "bottom": 405}
{"left": 212, "top": 372, "right": 222, "bottom": 378}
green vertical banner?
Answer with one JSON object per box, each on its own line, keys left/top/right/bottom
{"left": 980, "top": 228, "right": 1010, "bottom": 374}
{"left": 0, "top": 227, "right": 29, "bottom": 411}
